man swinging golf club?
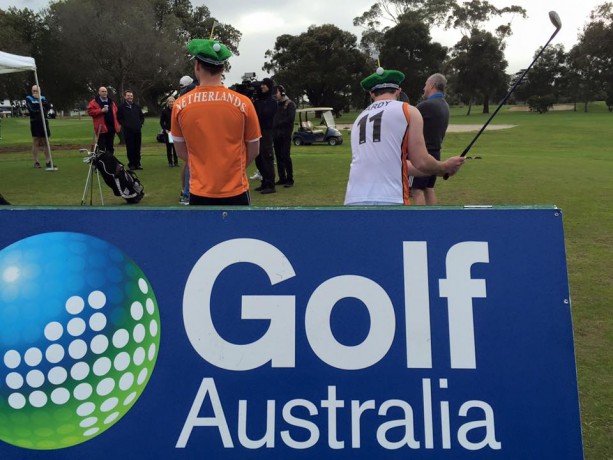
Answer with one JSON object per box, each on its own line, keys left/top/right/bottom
{"left": 345, "top": 67, "right": 464, "bottom": 206}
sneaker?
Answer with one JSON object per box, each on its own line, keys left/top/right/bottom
{"left": 45, "top": 162, "right": 57, "bottom": 171}
{"left": 34, "top": 161, "right": 41, "bottom": 168}
{"left": 179, "top": 196, "right": 189, "bottom": 205}
{"left": 275, "top": 179, "right": 287, "bottom": 185}
{"left": 284, "top": 181, "right": 294, "bottom": 188}
{"left": 250, "top": 171, "right": 263, "bottom": 180}
{"left": 260, "top": 187, "right": 276, "bottom": 194}
{"left": 254, "top": 185, "right": 264, "bottom": 192}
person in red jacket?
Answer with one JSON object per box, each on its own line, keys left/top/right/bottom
{"left": 87, "top": 86, "right": 121, "bottom": 154}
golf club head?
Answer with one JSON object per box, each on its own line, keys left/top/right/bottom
{"left": 549, "top": 11, "right": 562, "bottom": 32}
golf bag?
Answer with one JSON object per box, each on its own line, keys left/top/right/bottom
{"left": 92, "top": 150, "right": 144, "bottom": 203}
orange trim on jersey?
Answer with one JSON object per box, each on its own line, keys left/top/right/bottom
{"left": 401, "top": 102, "right": 411, "bottom": 205}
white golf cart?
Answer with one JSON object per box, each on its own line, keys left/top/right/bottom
{"left": 292, "top": 107, "right": 343, "bottom": 146}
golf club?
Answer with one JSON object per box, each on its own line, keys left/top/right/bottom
{"left": 444, "top": 11, "right": 562, "bottom": 180}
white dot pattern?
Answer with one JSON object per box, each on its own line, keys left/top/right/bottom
{"left": 66, "top": 296, "right": 85, "bottom": 315}
{"left": 90, "top": 335, "right": 109, "bottom": 355}
{"left": 69, "top": 340, "right": 88, "bottom": 360}
{"left": 101, "top": 397, "right": 119, "bottom": 412}
{"left": 8, "top": 393, "right": 26, "bottom": 409}
{"left": 133, "top": 324, "right": 146, "bottom": 343}
{"left": 80, "top": 417, "right": 98, "bottom": 428}
{"left": 48, "top": 366, "right": 68, "bottom": 385}
{"left": 51, "top": 388, "right": 70, "bottom": 405}
{"left": 45, "top": 344, "right": 65, "bottom": 364}
{"left": 77, "top": 402, "right": 96, "bottom": 417}
{"left": 3, "top": 350, "right": 21, "bottom": 369}
{"left": 74, "top": 383, "right": 93, "bottom": 401}
{"left": 133, "top": 348, "right": 145, "bottom": 366}
{"left": 70, "top": 362, "right": 90, "bottom": 381}
{"left": 26, "top": 370, "right": 45, "bottom": 388}
{"left": 93, "top": 357, "right": 112, "bottom": 377}
{"left": 88, "top": 290, "right": 106, "bottom": 309}
{"left": 130, "top": 302, "right": 144, "bottom": 321}
{"left": 148, "top": 344, "right": 157, "bottom": 361}
{"left": 89, "top": 313, "right": 107, "bottom": 332}
{"left": 44, "top": 322, "right": 64, "bottom": 341}
{"left": 24, "top": 348, "right": 43, "bottom": 366}
{"left": 6, "top": 372, "right": 24, "bottom": 390}
{"left": 119, "top": 373, "right": 134, "bottom": 391}
{"left": 97, "top": 378, "right": 116, "bottom": 397}
{"left": 67, "top": 318, "right": 87, "bottom": 337}
{"left": 149, "top": 320, "right": 159, "bottom": 337}
{"left": 114, "top": 352, "right": 130, "bottom": 372}
{"left": 1, "top": 279, "right": 160, "bottom": 446}
{"left": 112, "top": 329, "right": 130, "bottom": 349}
{"left": 104, "top": 412, "right": 120, "bottom": 425}
{"left": 84, "top": 427, "right": 99, "bottom": 437}
{"left": 29, "top": 391, "right": 48, "bottom": 408}
{"left": 138, "top": 278, "right": 148, "bottom": 294}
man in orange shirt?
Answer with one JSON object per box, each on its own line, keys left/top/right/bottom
{"left": 171, "top": 39, "right": 261, "bottom": 206}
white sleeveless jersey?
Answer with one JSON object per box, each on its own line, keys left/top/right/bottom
{"left": 344, "top": 99, "right": 410, "bottom": 205}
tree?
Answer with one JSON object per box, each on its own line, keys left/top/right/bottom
{"left": 30, "top": 0, "right": 242, "bottom": 112}
{"left": 378, "top": 14, "right": 447, "bottom": 103}
{"left": 0, "top": 7, "right": 46, "bottom": 101}
{"left": 513, "top": 44, "right": 567, "bottom": 105}
{"left": 445, "top": 0, "right": 526, "bottom": 114}
{"left": 446, "top": 29, "right": 508, "bottom": 114}
{"left": 353, "top": 0, "right": 455, "bottom": 55}
{"left": 567, "top": 2, "right": 613, "bottom": 111}
{"left": 263, "top": 25, "right": 371, "bottom": 114}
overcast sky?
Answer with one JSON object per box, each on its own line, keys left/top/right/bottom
{"left": 0, "top": 0, "right": 605, "bottom": 86}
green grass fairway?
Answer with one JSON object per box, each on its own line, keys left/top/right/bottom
{"left": 0, "top": 107, "right": 611, "bottom": 458}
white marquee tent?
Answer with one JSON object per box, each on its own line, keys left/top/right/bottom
{"left": 0, "top": 50, "right": 55, "bottom": 169}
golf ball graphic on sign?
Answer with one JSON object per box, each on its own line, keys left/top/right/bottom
{"left": 0, "top": 232, "right": 160, "bottom": 450}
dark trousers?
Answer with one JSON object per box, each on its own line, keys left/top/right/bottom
{"left": 98, "top": 131, "right": 115, "bottom": 154}
{"left": 255, "top": 129, "right": 275, "bottom": 189}
{"left": 165, "top": 140, "right": 178, "bottom": 165}
{"left": 189, "top": 191, "right": 250, "bottom": 206}
{"left": 273, "top": 131, "right": 293, "bottom": 183}
{"left": 124, "top": 129, "right": 142, "bottom": 167}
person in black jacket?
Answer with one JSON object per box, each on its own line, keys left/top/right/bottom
{"left": 159, "top": 97, "right": 178, "bottom": 167}
{"left": 253, "top": 78, "right": 277, "bottom": 194}
{"left": 117, "top": 90, "right": 145, "bottom": 170}
{"left": 273, "top": 85, "right": 296, "bottom": 187}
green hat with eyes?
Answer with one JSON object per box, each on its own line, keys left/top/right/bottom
{"left": 361, "top": 67, "right": 405, "bottom": 92}
{"left": 187, "top": 39, "right": 232, "bottom": 65}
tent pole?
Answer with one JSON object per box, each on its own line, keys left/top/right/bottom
{"left": 33, "top": 70, "right": 55, "bottom": 171}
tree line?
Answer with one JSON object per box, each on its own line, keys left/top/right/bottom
{"left": 1, "top": 0, "right": 612, "bottom": 115}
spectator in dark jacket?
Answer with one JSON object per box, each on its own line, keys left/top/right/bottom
{"left": 273, "top": 85, "right": 296, "bottom": 187}
{"left": 253, "top": 78, "right": 277, "bottom": 194}
{"left": 117, "top": 90, "right": 145, "bottom": 170}
{"left": 159, "top": 97, "right": 178, "bottom": 167}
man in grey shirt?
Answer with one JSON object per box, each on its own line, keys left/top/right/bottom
{"left": 410, "top": 73, "right": 450, "bottom": 205}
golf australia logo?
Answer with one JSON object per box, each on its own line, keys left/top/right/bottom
{"left": 0, "top": 232, "right": 160, "bottom": 450}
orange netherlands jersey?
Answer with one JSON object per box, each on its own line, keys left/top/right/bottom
{"left": 171, "top": 85, "right": 261, "bottom": 198}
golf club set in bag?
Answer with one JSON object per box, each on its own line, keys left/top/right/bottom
{"left": 81, "top": 128, "right": 144, "bottom": 205}
{"left": 444, "top": 11, "right": 562, "bottom": 180}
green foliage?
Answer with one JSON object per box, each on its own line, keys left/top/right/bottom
{"left": 0, "top": 0, "right": 241, "bottom": 113}
{"left": 526, "top": 94, "right": 556, "bottom": 113}
{"left": 379, "top": 14, "right": 447, "bottom": 103}
{"left": 514, "top": 44, "right": 567, "bottom": 103}
{"left": 446, "top": 29, "right": 508, "bottom": 113}
{"left": 263, "top": 25, "right": 371, "bottom": 113}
